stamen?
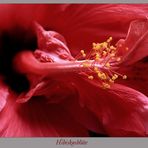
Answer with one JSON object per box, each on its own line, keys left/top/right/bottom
{"left": 112, "top": 74, "right": 118, "bottom": 80}
{"left": 95, "top": 53, "right": 100, "bottom": 61}
{"left": 109, "top": 79, "right": 114, "bottom": 83}
{"left": 105, "top": 63, "right": 110, "bottom": 68}
{"left": 15, "top": 36, "right": 128, "bottom": 89}
{"left": 88, "top": 75, "right": 94, "bottom": 80}
{"left": 103, "top": 51, "right": 107, "bottom": 56}
{"left": 78, "top": 37, "right": 128, "bottom": 89}
{"left": 80, "top": 50, "right": 86, "bottom": 58}
{"left": 94, "top": 67, "right": 99, "bottom": 72}
{"left": 107, "top": 36, "right": 112, "bottom": 43}
{"left": 123, "top": 75, "right": 127, "bottom": 79}
{"left": 82, "top": 61, "right": 91, "bottom": 68}
{"left": 110, "top": 46, "right": 116, "bottom": 50}
{"left": 92, "top": 43, "right": 101, "bottom": 51}
{"left": 98, "top": 72, "right": 107, "bottom": 80}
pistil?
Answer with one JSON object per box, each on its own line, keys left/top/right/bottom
{"left": 14, "top": 37, "right": 128, "bottom": 89}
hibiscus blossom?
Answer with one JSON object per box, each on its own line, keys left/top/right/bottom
{"left": 0, "top": 4, "right": 148, "bottom": 137}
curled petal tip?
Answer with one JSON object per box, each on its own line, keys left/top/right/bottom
{"left": 34, "top": 21, "right": 44, "bottom": 32}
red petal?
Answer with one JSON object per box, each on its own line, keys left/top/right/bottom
{"left": 16, "top": 81, "right": 45, "bottom": 103}
{"left": 117, "top": 19, "right": 148, "bottom": 65}
{"left": 72, "top": 76, "right": 148, "bottom": 136}
{"left": 106, "top": 83, "right": 148, "bottom": 136}
{"left": 35, "top": 23, "right": 74, "bottom": 62}
{"left": 16, "top": 74, "right": 103, "bottom": 134}
{"left": 0, "top": 94, "right": 88, "bottom": 137}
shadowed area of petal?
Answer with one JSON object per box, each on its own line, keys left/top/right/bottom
{"left": 55, "top": 4, "right": 148, "bottom": 55}
{"left": 118, "top": 59, "right": 148, "bottom": 96}
{"left": 0, "top": 93, "right": 88, "bottom": 137}
{"left": 71, "top": 75, "right": 148, "bottom": 136}
{"left": 16, "top": 76, "right": 103, "bottom": 135}
{"left": 61, "top": 96, "right": 106, "bottom": 134}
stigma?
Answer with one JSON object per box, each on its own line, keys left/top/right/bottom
{"left": 76, "top": 37, "right": 128, "bottom": 89}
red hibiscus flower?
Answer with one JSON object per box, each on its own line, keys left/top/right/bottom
{"left": 0, "top": 4, "right": 148, "bottom": 137}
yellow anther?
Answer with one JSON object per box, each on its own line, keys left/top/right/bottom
{"left": 123, "top": 75, "right": 127, "bottom": 79}
{"left": 102, "top": 82, "right": 110, "bottom": 89}
{"left": 105, "top": 63, "right": 110, "bottom": 68}
{"left": 103, "top": 51, "right": 107, "bottom": 56}
{"left": 92, "top": 43, "right": 101, "bottom": 51}
{"left": 97, "top": 72, "right": 101, "bottom": 77}
{"left": 94, "top": 67, "right": 99, "bottom": 72}
{"left": 110, "top": 46, "right": 116, "bottom": 50}
{"left": 95, "top": 57, "right": 100, "bottom": 61}
{"left": 109, "top": 79, "right": 114, "bottom": 83}
{"left": 82, "top": 53, "right": 86, "bottom": 57}
{"left": 110, "top": 53, "right": 115, "bottom": 57}
{"left": 112, "top": 74, "right": 118, "bottom": 80}
{"left": 116, "top": 57, "right": 121, "bottom": 62}
{"left": 98, "top": 73, "right": 107, "bottom": 80}
{"left": 109, "top": 36, "right": 112, "bottom": 40}
{"left": 88, "top": 75, "right": 94, "bottom": 80}
{"left": 95, "top": 53, "right": 100, "bottom": 60}
{"left": 80, "top": 50, "right": 86, "bottom": 57}
{"left": 96, "top": 43, "right": 101, "bottom": 49}
{"left": 92, "top": 42, "right": 96, "bottom": 47}
{"left": 82, "top": 62, "right": 91, "bottom": 67}
{"left": 80, "top": 50, "right": 85, "bottom": 54}
{"left": 107, "top": 36, "right": 112, "bottom": 43}
{"left": 106, "top": 48, "right": 111, "bottom": 52}
{"left": 102, "top": 42, "right": 108, "bottom": 48}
